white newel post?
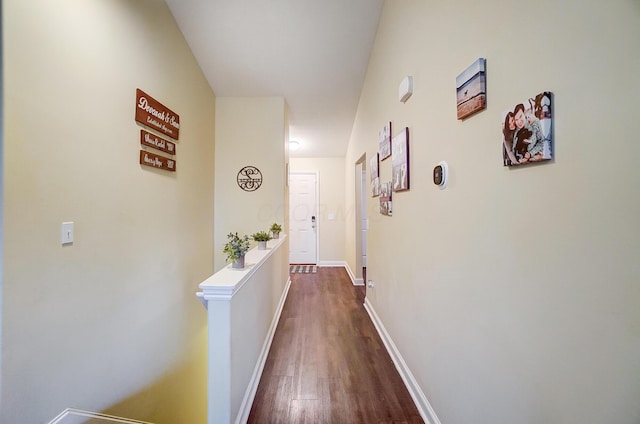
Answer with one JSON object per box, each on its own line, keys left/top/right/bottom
{"left": 197, "top": 236, "right": 289, "bottom": 424}
{"left": 207, "top": 294, "right": 232, "bottom": 424}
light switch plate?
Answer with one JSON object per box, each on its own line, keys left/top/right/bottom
{"left": 61, "top": 222, "right": 74, "bottom": 245}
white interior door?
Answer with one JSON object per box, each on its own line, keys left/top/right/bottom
{"left": 289, "top": 172, "right": 318, "bottom": 264}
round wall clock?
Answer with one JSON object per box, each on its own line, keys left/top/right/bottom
{"left": 237, "top": 166, "right": 263, "bottom": 192}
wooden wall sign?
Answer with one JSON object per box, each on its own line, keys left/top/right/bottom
{"left": 140, "top": 130, "right": 175, "bottom": 155}
{"left": 135, "top": 89, "right": 180, "bottom": 140}
{"left": 139, "top": 150, "right": 176, "bottom": 172}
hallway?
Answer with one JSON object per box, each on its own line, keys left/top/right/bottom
{"left": 248, "top": 267, "right": 423, "bottom": 423}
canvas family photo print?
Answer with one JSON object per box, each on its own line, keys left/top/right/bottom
{"left": 370, "top": 153, "right": 380, "bottom": 197}
{"left": 502, "top": 91, "right": 553, "bottom": 166}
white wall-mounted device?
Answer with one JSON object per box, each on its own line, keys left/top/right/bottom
{"left": 399, "top": 76, "right": 413, "bottom": 103}
{"left": 433, "top": 161, "right": 448, "bottom": 189}
{"left": 61, "top": 221, "right": 74, "bottom": 245}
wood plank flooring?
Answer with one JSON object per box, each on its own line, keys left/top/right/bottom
{"left": 248, "top": 267, "right": 424, "bottom": 424}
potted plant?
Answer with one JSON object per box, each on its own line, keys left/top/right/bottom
{"left": 252, "top": 231, "right": 272, "bottom": 250}
{"left": 223, "top": 232, "right": 250, "bottom": 269}
{"left": 270, "top": 222, "right": 283, "bottom": 239}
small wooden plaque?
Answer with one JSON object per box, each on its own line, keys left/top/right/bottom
{"left": 140, "top": 130, "right": 176, "bottom": 155}
{"left": 135, "top": 89, "right": 180, "bottom": 140}
{"left": 139, "top": 150, "right": 176, "bottom": 172}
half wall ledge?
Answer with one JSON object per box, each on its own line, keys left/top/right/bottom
{"left": 198, "top": 235, "right": 287, "bottom": 304}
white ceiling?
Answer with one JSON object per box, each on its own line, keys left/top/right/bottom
{"left": 164, "top": 0, "right": 384, "bottom": 157}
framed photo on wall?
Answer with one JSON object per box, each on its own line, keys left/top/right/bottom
{"left": 379, "top": 122, "right": 392, "bottom": 160}
{"left": 501, "top": 91, "right": 553, "bottom": 166}
{"left": 370, "top": 153, "right": 380, "bottom": 197}
{"left": 379, "top": 181, "right": 392, "bottom": 216}
{"left": 392, "top": 127, "right": 410, "bottom": 192}
{"left": 456, "top": 58, "right": 486, "bottom": 120}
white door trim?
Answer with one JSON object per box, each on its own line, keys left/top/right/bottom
{"left": 354, "top": 155, "right": 366, "bottom": 284}
{"left": 0, "top": 18, "right": 5, "bottom": 398}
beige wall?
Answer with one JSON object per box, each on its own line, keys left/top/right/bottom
{"left": 214, "top": 97, "right": 287, "bottom": 271}
{"left": 2, "top": 1, "right": 214, "bottom": 423}
{"left": 346, "top": 1, "right": 640, "bottom": 423}
{"left": 290, "top": 157, "right": 346, "bottom": 263}
{"left": 0, "top": 0, "right": 4, "bottom": 405}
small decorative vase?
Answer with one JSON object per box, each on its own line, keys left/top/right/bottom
{"left": 272, "top": 232, "right": 280, "bottom": 239}
{"left": 258, "top": 241, "right": 267, "bottom": 250}
{"left": 232, "top": 255, "right": 245, "bottom": 269}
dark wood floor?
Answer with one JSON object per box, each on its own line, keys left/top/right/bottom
{"left": 248, "top": 267, "right": 424, "bottom": 424}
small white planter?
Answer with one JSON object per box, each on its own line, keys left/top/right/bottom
{"left": 258, "top": 241, "right": 267, "bottom": 250}
{"left": 232, "top": 255, "right": 245, "bottom": 269}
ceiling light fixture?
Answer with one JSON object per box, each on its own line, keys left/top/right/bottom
{"left": 289, "top": 140, "right": 300, "bottom": 151}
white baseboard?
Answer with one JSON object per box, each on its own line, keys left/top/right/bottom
{"left": 317, "top": 261, "right": 364, "bottom": 286}
{"left": 49, "top": 408, "right": 152, "bottom": 424}
{"left": 363, "top": 298, "right": 441, "bottom": 424}
{"left": 317, "top": 260, "right": 347, "bottom": 267}
{"left": 236, "top": 277, "right": 292, "bottom": 424}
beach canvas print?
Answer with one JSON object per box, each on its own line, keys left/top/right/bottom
{"left": 456, "top": 58, "right": 486, "bottom": 120}
{"left": 501, "top": 91, "right": 553, "bottom": 166}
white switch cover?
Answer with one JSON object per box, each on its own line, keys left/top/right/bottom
{"left": 61, "top": 222, "right": 74, "bottom": 245}
{"left": 399, "top": 76, "right": 413, "bottom": 103}
{"left": 328, "top": 213, "right": 335, "bottom": 221}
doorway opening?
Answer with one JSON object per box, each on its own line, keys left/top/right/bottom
{"left": 355, "top": 154, "right": 367, "bottom": 299}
